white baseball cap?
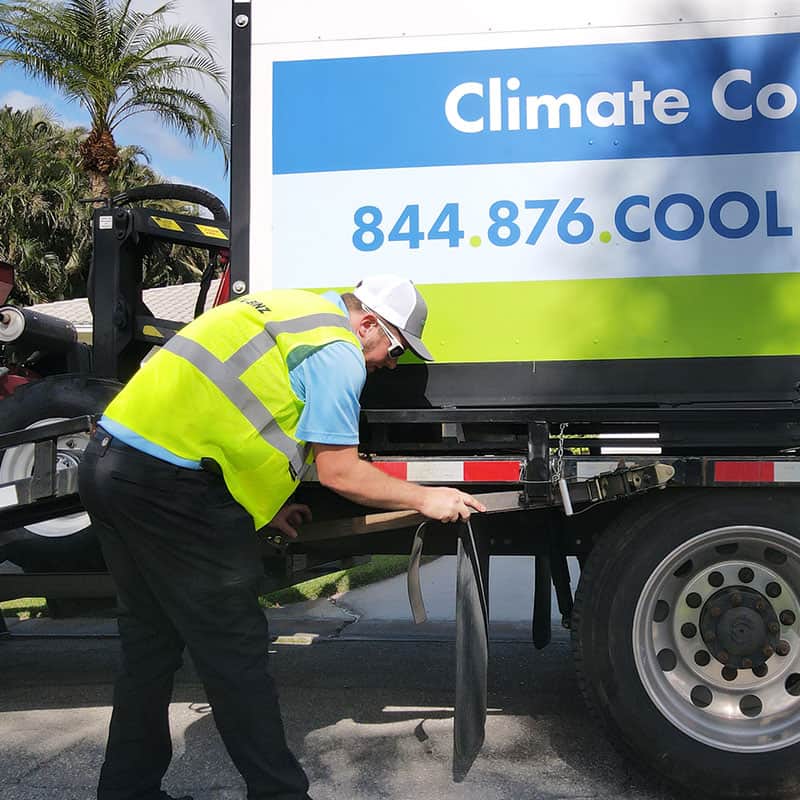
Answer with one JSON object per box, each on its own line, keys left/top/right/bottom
{"left": 353, "top": 274, "right": 434, "bottom": 361}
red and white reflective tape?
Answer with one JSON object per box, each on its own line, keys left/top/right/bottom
{"left": 372, "top": 460, "right": 523, "bottom": 482}
{"left": 714, "top": 461, "right": 800, "bottom": 483}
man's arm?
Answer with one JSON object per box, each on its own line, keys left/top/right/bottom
{"left": 314, "top": 443, "right": 486, "bottom": 522}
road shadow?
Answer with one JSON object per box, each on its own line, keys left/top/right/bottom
{"left": 166, "top": 637, "right": 683, "bottom": 800}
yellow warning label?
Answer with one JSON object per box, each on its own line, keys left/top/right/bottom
{"left": 142, "top": 325, "right": 165, "bottom": 339}
{"left": 195, "top": 224, "right": 228, "bottom": 240}
{"left": 272, "top": 633, "right": 318, "bottom": 646}
{"left": 152, "top": 217, "right": 183, "bottom": 232}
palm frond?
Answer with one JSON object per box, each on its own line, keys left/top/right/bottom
{"left": 114, "top": 83, "right": 229, "bottom": 164}
{"left": 125, "top": 52, "right": 228, "bottom": 91}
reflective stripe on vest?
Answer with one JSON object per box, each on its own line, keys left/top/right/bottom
{"left": 165, "top": 311, "right": 353, "bottom": 476}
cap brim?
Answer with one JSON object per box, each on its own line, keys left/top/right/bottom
{"left": 400, "top": 329, "right": 434, "bottom": 361}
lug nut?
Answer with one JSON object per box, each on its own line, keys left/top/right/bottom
{"left": 731, "top": 593, "right": 742, "bottom": 607}
{"left": 767, "top": 582, "right": 782, "bottom": 598}
{"left": 780, "top": 610, "right": 796, "bottom": 626}
{"left": 769, "top": 622, "right": 781, "bottom": 635}
{"left": 686, "top": 593, "right": 702, "bottom": 609}
{"left": 681, "top": 623, "right": 697, "bottom": 639}
{"left": 722, "top": 666, "right": 738, "bottom": 681}
{"left": 777, "top": 640, "right": 791, "bottom": 657}
{"left": 763, "top": 646, "right": 775, "bottom": 659}
{"left": 756, "top": 599, "right": 767, "bottom": 612}
{"left": 753, "top": 664, "right": 769, "bottom": 678}
{"left": 709, "top": 571, "right": 724, "bottom": 587}
{"left": 695, "top": 650, "right": 711, "bottom": 667}
{"left": 739, "top": 567, "right": 755, "bottom": 583}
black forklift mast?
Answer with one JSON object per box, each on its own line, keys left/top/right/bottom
{"left": 0, "top": 190, "right": 231, "bottom": 637}
{"left": 89, "top": 196, "right": 230, "bottom": 382}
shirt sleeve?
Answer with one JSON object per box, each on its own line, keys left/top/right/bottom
{"left": 291, "top": 341, "right": 366, "bottom": 445}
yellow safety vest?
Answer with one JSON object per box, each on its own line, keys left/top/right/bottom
{"left": 104, "top": 290, "right": 361, "bottom": 529}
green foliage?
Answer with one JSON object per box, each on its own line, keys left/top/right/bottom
{"left": 0, "top": 557, "right": 416, "bottom": 617}
{"left": 0, "top": 596, "right": 48, "bottom": 618}
{"left": 0, "top": 105, "right": 88, "bottom": 303}
{"left": 0, "top": 105, "right": 215, "bottom": 304}
{"left": 260, "top": 556, "right": 413, "bottom": 607}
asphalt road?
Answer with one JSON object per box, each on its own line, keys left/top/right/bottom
{"left": 2, "top": 635, "right": 680, "bottom": 800}
{"left": 1, "top": 556, "right": 680, "bottom": 800}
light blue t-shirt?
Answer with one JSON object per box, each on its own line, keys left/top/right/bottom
{"left": 101, "top": 292, "right": 365, "bottom": 465}
{"left": 289, "top": 292, "right": 365, "bottom": 445}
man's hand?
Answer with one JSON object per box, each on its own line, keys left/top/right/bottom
{"left": 419, "top": 487, "right": 487, "bottom": 523}
{"left": 267, "top": 503, "right": 312, "bottom": 539}
{"left": 313, "top": 443, "right": 489, "bottom": 520}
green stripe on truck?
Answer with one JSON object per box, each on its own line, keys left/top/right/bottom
{"left": 408, "top": 272, "right": 799, "bottom": 363}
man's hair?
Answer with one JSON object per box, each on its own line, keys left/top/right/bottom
{"left": 341, "top": 292, "right": 361, "bottom": 312}
{"left": 342, "top": 291, "right": 402, "bottom": 339}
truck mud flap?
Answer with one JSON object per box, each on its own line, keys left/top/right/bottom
{"left": 453, "top": 517, "right": 490, "bottom": 780}
{"left": 407, "top": 517, "right": 491, "bottom": 778}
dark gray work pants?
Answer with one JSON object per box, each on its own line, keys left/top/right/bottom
{"left": 78, "top": 431, "right": 311, "bottom": 800}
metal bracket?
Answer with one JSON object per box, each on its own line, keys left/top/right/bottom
{"left": 524, "top": 421, "right": 550, "bottom": 503}
{"left": 0, "top": 416, "right": 93, "bottom": 533}
{"left": 559, "top": 463, "right": 675, "bottom": 516}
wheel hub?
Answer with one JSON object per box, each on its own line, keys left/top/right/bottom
{"left": 700, "top": 587, "right": 780, "bottom": 668}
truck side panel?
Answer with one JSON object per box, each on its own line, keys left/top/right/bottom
{"left": 238, "top": 1, "right": 800, "bottom": 363}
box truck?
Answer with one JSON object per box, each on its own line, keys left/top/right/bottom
{"left": 4, "top": 1, "right": 800, "bottom": 795}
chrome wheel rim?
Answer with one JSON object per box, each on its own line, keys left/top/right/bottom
{"left": 633, "top": 525, "right": 800, "bottom": 752}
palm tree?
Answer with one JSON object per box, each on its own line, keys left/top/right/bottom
{"left": 0, "top": 0, "right": 229, "bottom": 201}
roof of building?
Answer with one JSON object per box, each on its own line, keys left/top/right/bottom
{"left": 29, "top": 279, "right": 221, "bottom": 329}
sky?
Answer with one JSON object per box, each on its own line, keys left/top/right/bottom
{"left": 0, "top": 0, "right": 231, "bottom": 205}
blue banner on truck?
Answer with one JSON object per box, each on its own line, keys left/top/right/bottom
{"left": 273, "top": 32, "right": 800, "bottom": 174}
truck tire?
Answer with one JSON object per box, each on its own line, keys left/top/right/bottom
{"left": 573, "top": 489, "right": 800, "bottom": 800}
{"left": 0, "top": 374, "right": 121, "bottom": 572}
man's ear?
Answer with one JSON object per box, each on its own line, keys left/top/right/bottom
{"left": 356, "top": 311, "right": 379, "bottom": 339}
